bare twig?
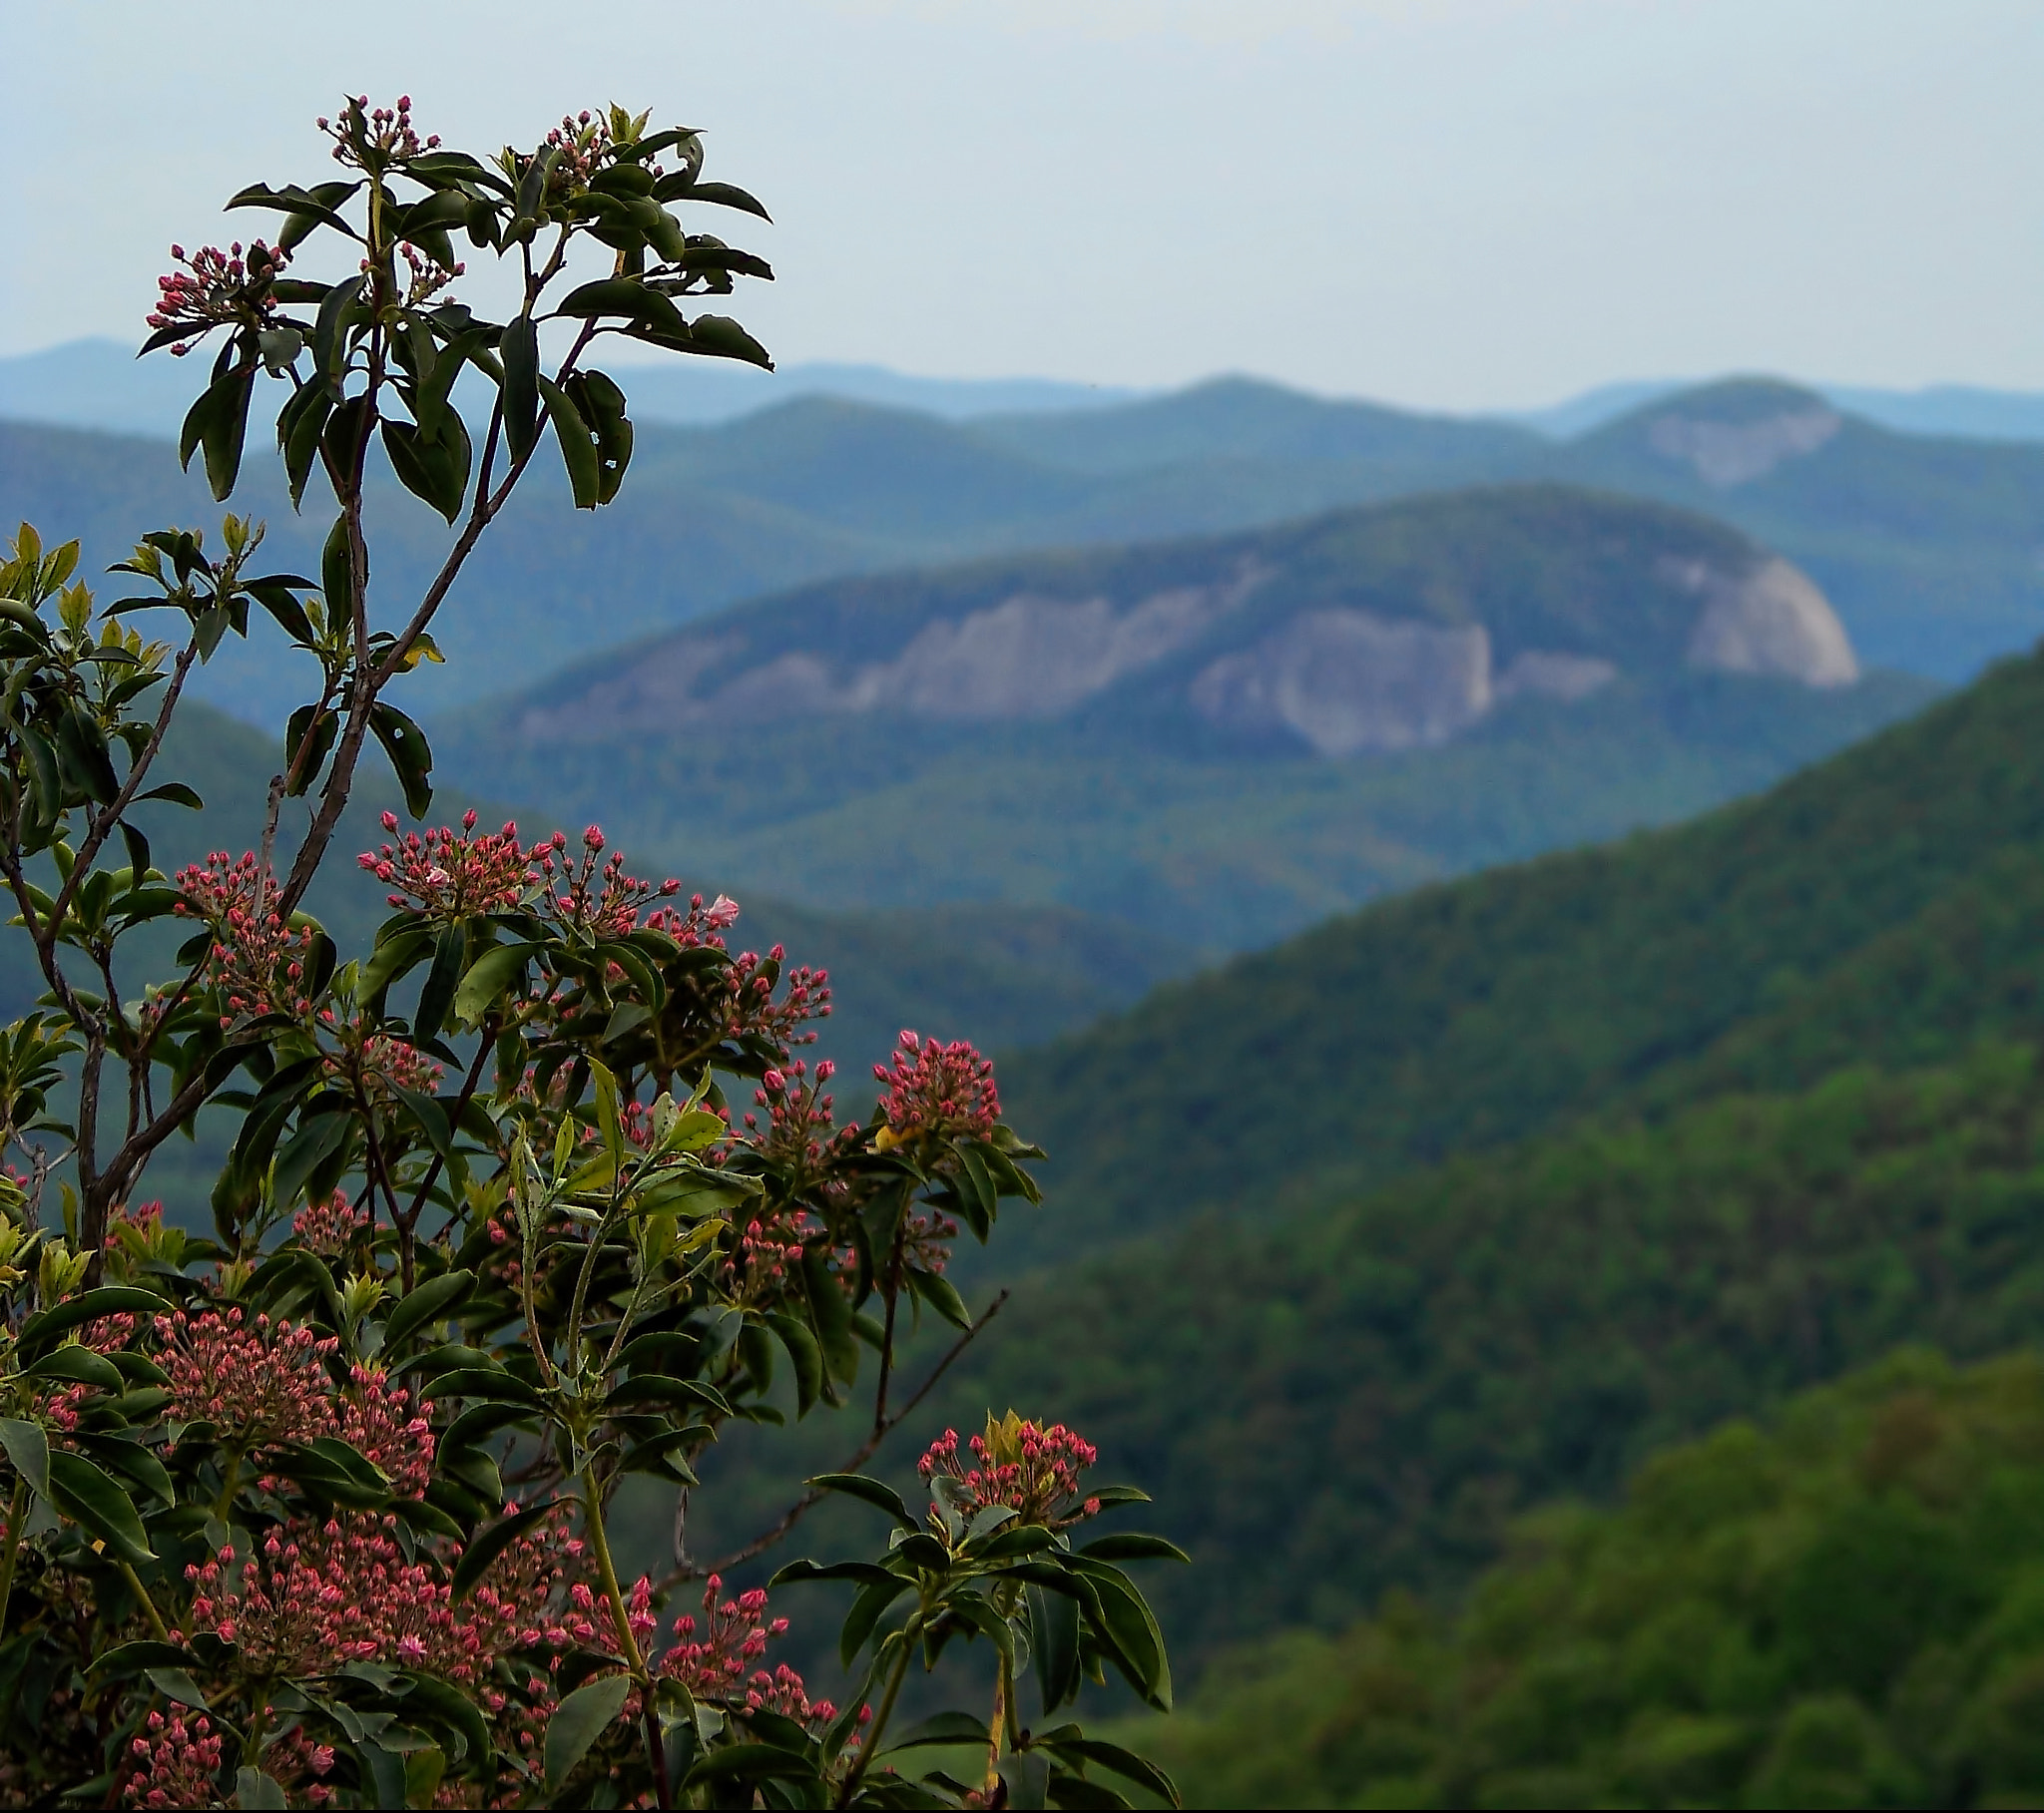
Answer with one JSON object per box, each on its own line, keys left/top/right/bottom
{"left": 666, "top": 1288, "right": 1009, "bottom": 1586}
{"left": 49, "top": 637, "right": 199, "bottom": 934}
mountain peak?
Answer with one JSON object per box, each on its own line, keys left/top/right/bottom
{"left": 1604, "top": 377, "right": 1844, "bottom": 488}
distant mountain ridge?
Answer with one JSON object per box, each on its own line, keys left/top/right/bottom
{"left": 490, "top": 485, "right": 1858, "bottom": 757}
{"left": 13, "top": 335, "right": 2044, "bottom": 444}
{"left": 6, "top": 362, "right": 2040, "bottom": 734}
{"left": 437, "top": 484, "right": 1931, "bottom": 951}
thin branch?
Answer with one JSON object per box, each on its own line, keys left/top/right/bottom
{"left": 47, "top": 637, "right": 199, "bottom": 932}
{"left": 667, "top": 1289, "right": 1009, "bottom": 1586}
{"left": 401, "top": 1021, "right": 495, "bottom": 1226}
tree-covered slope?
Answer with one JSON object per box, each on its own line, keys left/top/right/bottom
{"left": 1135, "top": 1346, "right": 2044, "bottom": 1809}
{"left": 685, "top": 1043, "right": 2044, "bottom": 1682}
{"left": 994, "top": 641, "right": 2044, "bottom": 1254}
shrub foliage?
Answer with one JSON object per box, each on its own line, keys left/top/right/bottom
{"left": 0, "top": 96, "right": 1179, "bottom": 1808}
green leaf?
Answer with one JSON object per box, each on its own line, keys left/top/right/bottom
{"left": 544, "top": 1672, "right": 633, "bottom": 1788}
{"left": 19, "top": 1286, "right": 168, "bottom": 1357}
{"left": 134, "top": 781, "right": 204, "bottom": 809}
{"left": 45, "top": 1448, "right": 154, "bottom": 1563}
{"left": 538, "top": 375, "right": 602, "bottom": 509}
{"left": 603, "top": 1373, "right": 727, "bottom": 1414}
{"left": 271, "top": 1112, "right": 350, "bottom": 1218}
{"left": 878, "top": 1710, "right": 990, "bottom": 1754}
{"left": 838, "top": 1575, "right": 911, "bottom": 1670}
{"left": 192, "top": 362, "right": 258, "bottom": 501}
{"left": 1028, "top": 1584, "right": 1082, "bottom": 1717}
{"left": 804, "top": 1249, "right": 859, "bottom": 1388}
{"left": 73, "top": 1435, "right": 175, "bottom": 1507}
{"left": 88, "top": 1638, "right": 198, "bottom": 1679}
{"left": 235, "top": 1766, "right": 287, "bottom": 1809}
{"left": 766, "top": 1313, "right": 823, "bottom": 1418}
{"left": 22, "top": 1346, "right": 124, "bottom": 1392}
{"left": 906, "top": 1266, "right": 972, "bottom": 1332}
{"left": 380, "top": 415, "right": 470, "bottom": 525}
{"left": 0, "top": 1419, "right": 48, "bottom": 1494}
{"left": 806, "top": 1473, "right": 919, "bottom": 1533}
{"left": 319, "top": 511, "right": 354, "bottom": 622}
{"left": 1069, "top": 1560, "right": 1172, "bottom": 1712}
{"left": 384, "top": 1269, "right": 477, "bottom": 1353}
{"left": 449, "top": 1504, "right": 555, "bottom": 1602}
{"left": 680, "top": 1744, "right": 821, "bottom": 1790}
{"left": 453, "top": 941, "right": 539, "bottom": 1028}
{"left": 567, "top": 370, "right": 633, "bottom": 504}
{"left": 396, "top": 1670, "right": 495, "bottom": 1774}
{"left": 1078, "top": 1534, "right": 1191, "bottom": 1565}
{"left": 418, "top": 1367, "right": 544, "bottom": 1407}
{"left": 557, "top": 278, "right": 691, "bottom": 338}
{"left": 1041, "top": 1737, "right": 1181, "bottom": 1807}
{"left": 500, "top": 314, "right": 541, "bottom": 463}
{"left": 413, "top": 926, "right": 465, "bottom": 1042}
{"left": 368, "top": 702, "right": 433, "bottom": 818}
{"left": 662, "top": 178, "right": 772, "bottom": 220}
{"left": 56, "top": 707, "right": 119, "bottom": 804}
{"left": 679, "top": 313, "right": 772, "bottom": 369}
{"left": 147, "top": 1665, "right": 212, "bottom": 1710}
{"left": 769, "top": 1559, "right": 899, "bottom": 1587}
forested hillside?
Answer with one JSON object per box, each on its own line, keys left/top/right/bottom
{"left": 1133, "top": 1347, "right": 2044, "bottom": 1808}
{"left": 995, "top": 638, "right": 2044, "bottom": 1254}
{"left": 664, "top": 639, "right": 2044, "bottom": 1702}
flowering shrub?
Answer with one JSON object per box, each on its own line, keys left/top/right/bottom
{"left": 0, "top": 94, "right": 1179, "bottom": 1811}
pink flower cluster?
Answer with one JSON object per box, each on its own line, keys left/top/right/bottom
{"left": 534, "top": 825, "right": 682, "bottom": 939}
{"left": 333, "top": 1363, "right": 435, "bottom": 1500}
{"left": 874, "top": 1031, "right": 999, "bottom": 1143}
{"left": 543, "top": 109, "right": 614, "bottom": 189}
{"left": 396, "top": 240, "right": 464, "bottom": 307}
{"left": 360, "top": 810, "right": 535, "bottom": 918}
{"left": 317, "top": 95, "right": 439, "bottom": 167}
{"left": 660, "top": 1577, "right": 838, "bottom": 1728}
{"left": 174, "top": 852, "right": 315, "bottom": 1023}
{"left": 919, "top": 1420, "right": 1103, "bottom": 1529}
{"left": 146, "top": 240, "right": 285, "bottom": 355}
{"left": 160, "top": 1308, "right": 338, "bottom": 1449}
{"left": 566, "top": 1572, "right": 658, "bottom": 1658}
{"left": 346, "top": 1030, "right": 446, "bottom": 1099}
{"left": 123, "top": 1709, "right": 223, "bottom": 1808}
{"left": 292, "top": 1189, "right": 370, "bottom": 1256}
{"left": 644, "top": 894, "right": 833, "bottom": 1055}
{"left": 184, "top": 1501, "right": 580, "bottom": 1686}
{"left": 657, "top": 892, "right": 743, "bottom": 947}
{"left": 159, "top": 1310, "right": 432, "bottom": 1497}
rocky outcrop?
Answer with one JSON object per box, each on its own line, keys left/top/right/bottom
{"left": 1189, "top": 613, "right": 1494, "bottom": 755}
{"left": 1646, "top": 405, "right": 1841, "bottom": 487}
{"left": 1496, "top": 651, "right": 1618, "bottom": 702}
{"left": 510, "top": 529, "right": 1857, "bottom": 758}
{"left": 1670, "top": 555, "right": 1859, "bottom": 687}
{"left": 518, "top": 565, "right": 1269, "bottom": 740}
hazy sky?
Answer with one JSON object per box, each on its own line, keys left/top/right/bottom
{"left": 5, "top": 0, "right": 2039, "bottom": 410}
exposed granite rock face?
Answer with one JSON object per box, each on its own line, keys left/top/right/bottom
{"left": 1670, "top": 555, "right": 1860, "bottom": 687}
{"left": 517, "top": 565, "right": 1268, "bottom": 740}
{"left": 1496, "top": 651, "right": 1618, "bottom": 702}
{"left": 506, "top": 517, "right": 1857, "bottom": 757}
{"left": 1645, "top": 405, "right": 1842, "bottom": 487}
{"left": 1190, "top": 613, "right": 1494, "bottom": 755}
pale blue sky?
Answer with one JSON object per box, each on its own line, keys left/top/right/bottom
{"left": 6, "top": 1, "right": 2039, "bottom": 409}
